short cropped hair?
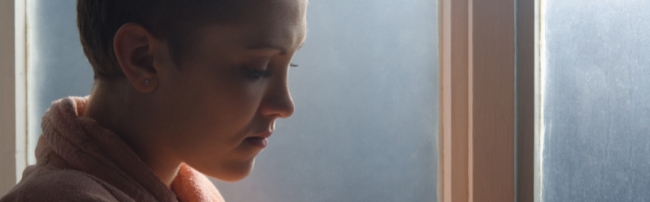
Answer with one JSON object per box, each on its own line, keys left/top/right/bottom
{"left": 77, "top": 0, "right": 240, "bottom": 81}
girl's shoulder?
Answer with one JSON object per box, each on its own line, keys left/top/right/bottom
{"left": 0, "top": 166, "right": 132, "bottom": 202}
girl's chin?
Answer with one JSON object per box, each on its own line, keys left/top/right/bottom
{"left": 197, "top": 159, "right": 256, "bottom": 182}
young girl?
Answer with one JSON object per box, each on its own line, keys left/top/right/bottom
{"left": 1, "top": 0, "right": 306, "bottom": 201}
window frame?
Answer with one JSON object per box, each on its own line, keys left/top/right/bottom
{"left": 515, "top": 0, "right": 540, "bottom": 201}
{"left": 438, "top": 0, "right": 538, "bottom": 201}
{"left": 0, "top": 0, "right": 28, "bottom": 195}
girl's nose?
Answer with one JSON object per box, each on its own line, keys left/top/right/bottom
{"left": 259, "top": 79, "right": 295, "bottom": 119}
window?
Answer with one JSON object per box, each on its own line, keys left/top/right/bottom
{"left": 540, "top": 0, "right": 650, "bottom": 201}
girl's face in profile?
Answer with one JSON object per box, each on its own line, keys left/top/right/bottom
{"left": 149, "top": 0, "right": 307, "bottom": 181}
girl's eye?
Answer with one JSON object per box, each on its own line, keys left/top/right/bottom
{"left": 247, "top": 69, "right": 272, "bottom": 79}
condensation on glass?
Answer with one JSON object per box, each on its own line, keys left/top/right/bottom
{"left": 541, "top": 1, "right": 650, "bottom": 201}
{"left": 27, "top": 0, "right": 439, "bottom": 201}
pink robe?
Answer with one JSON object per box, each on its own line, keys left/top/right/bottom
{"left": 0, "top": 97, "right": 225, "bottom": 202}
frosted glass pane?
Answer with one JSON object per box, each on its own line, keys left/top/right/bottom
{"left": 26, "top": 0, "right": 94, "bottom": 163}
{"left": 27, "top": 0, "right": 439, "bottom": 201}
{"left": 541, "top": 1, "right": 650, "bottom": 201}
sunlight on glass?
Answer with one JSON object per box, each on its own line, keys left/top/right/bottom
{"left": 541, "top": 0, "right": 650, "bottom": 201}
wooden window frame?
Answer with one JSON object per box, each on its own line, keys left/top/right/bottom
{"left": 439, "top": 0, "right": 538, "bottom": 201}
{"left": 515, "top": 0, "right": 540, "bottom": 201}
{"left": 0, "top": 0, "right": 28, "bottom": 196}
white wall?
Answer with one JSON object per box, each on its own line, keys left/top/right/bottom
{"left": 0, "top": 0, "right": 27, "bottom": 196}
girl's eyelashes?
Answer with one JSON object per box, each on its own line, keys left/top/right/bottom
{"left": 246, "top": 69, "right": 273, "bottom": 79}
{"left": 244, "top": 62, "right": 296, "bottom": 79}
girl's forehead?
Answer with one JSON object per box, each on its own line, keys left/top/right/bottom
{"left": 236, "top": 0, "right": 307, "bottom": 21}
{"left": 224, "top": 0, "right": 308, "bottom": 50}
{"left": 183, "top": 0, "right": 307, "bottom": 56}
{"left": 197, "top": 22, "right": 306, "bottom": 55}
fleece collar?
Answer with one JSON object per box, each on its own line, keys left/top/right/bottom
{"left": 37, "top": 97, "right": 224, "bottom": 202}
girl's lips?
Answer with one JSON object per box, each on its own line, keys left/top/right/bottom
{"left": 244, "top": 137, "right": 268, "bottom": 148}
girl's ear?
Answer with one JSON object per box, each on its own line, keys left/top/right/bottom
{"left": 113, "top": 23, "right": 159, "bottom": 93}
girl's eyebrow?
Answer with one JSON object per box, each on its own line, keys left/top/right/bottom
{"left": 246, "top": 41, "right": 306, "bottom": 56}
{"left": 247, "top": 45, "right": 287, "bottom": 55}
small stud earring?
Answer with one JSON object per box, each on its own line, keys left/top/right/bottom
{"left": 144, "top": 79, "right": 150, "bottom": 86}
